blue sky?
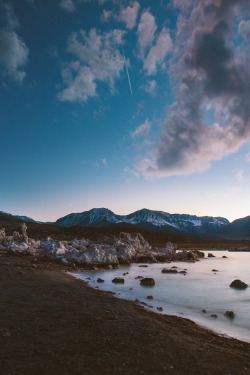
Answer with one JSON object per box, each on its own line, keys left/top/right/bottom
{"left": 0, "top": 0, "right": 250, "bottom": 222}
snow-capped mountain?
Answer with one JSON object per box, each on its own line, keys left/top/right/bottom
{"left": 55, "top": 208, "right": 229, "bottom": 234}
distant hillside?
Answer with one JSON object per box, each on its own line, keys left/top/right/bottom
{"left": 218, "top": 216, "right": 250, "bottom": 239}
{"left": 0, "top": 211, "right": 36, "bottom": 223}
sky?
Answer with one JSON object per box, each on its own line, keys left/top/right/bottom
{"left": 0, "top": 0, "right": 250, "bottom": 223}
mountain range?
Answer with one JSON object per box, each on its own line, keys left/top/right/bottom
{"left": 1, "top": 208, "right": 250, "bottom": 238}
{"left": 53, "top": 208, "right": 229, "bottom": 234}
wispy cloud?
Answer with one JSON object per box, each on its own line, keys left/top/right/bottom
{"left": 239, "top": 20, "right": 250, "bottom": 42}
{"left": 120, "top": 1, "right": 140, "bottom": 29}
{"left": 0, "top": 1, "right": 29, "bottom": 82}
{"left": 58, "top": 28, "right": 125, "bottom": 102}
{"left": 131, "top": 119, "right": 151, "bottom": 138}
{"left": 137, "top": 10, "right": 157, "bottom": 58}
{"left": 136, "top": 0, "right": 250, "bottom": 178}
{"left": 142, "top": 79, "right": 157, "bottom": 95}
{"left": 60, "top": 0, "right": 75, "bottom": 12}
{"left": 101, "top": 158, "right": 107, "bottom": 165}
{"left": 137, "top": 9, "right": 172, "bottom": 75}
{"left": 143, "top": 27, "right": 172, "bottom": 75}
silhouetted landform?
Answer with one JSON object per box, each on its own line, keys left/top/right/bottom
{"left": 1, "top": 212, "right": 250, "bottom": 250}
{"left": 218, "top": 216, "right": 250, "bottom": 239}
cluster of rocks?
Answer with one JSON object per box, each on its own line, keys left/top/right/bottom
{"left": 0, "top": 225, "right": 205, "bottom": 267}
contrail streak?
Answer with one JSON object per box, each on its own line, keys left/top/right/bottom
{"left": 122, "top": 43, "right": 133, "bottom": 96}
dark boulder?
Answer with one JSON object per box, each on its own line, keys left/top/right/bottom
{"left": 112, "top": 277, "right": 125, "bottom": 284}
{"left": 97, "top": 278, "right": 104, "bottom": 283}
{"left": 224, "top": 311, "right": 235, "bottom": 319}
{"left": 162, "top": 268, "right": 178, "bottom": 274}
{"left": 230, "top": 279, "right": 248, "bottom": 289}
{"left": 208, "top": 253, "right": 215, "bottom": 257}
{"left": 140, "top": 278, "right": 155, "bottom": 286}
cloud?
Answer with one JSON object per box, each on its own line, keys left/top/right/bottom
{"left": 131, "top": 119, "right": 151, "bottom": 138}
{"left": 142, "top": 79, "right": 157, "bottom": 95}
{"left": 101, "top": 158, "right": 107, "bottom": 165}
{"left": 60, "top": 0, "right": 76, "bottom": 12}
{"left": 137, "top": 10, "right": 157, "bottom": 58}
{"left": 0, "top": 2, "right": 29, "bottom": 82}
{"left": 239, "top": 20, "right": 250, "bottom": 41}
{"left": 137, "top": 10, "right": 172, "bottom": 75}
{"left": 143, "top": 27, "right": 172, "bottom": 75}
{"left": 245, "top": 153, "right": 250, "bottom": 162}
{"left": 136, "top": 0, "right": 250, "bottom": 178}
{"left": 58, "top": 28, "right": 125, "bottom": 102}
{"left": 120, "top": 1, "right": 140, "bottom": 29}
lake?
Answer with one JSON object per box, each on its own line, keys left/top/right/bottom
{"left": 71, "top": 250, "right": 250, "bottom": 343}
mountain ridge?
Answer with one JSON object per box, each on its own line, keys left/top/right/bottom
{"left": 54, "top": 207, "right": 229, "bottom": 234}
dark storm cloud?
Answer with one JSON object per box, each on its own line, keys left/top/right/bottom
{"left": 137, "top": 0, "right": 250, "bottom": 177}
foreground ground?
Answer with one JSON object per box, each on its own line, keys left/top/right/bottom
{"left": 0, "top": 254, "right": 250, "bottom": 375}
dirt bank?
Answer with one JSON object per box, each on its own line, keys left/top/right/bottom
{"left": 0, "top": 254, "right": 250, "bottom": 375}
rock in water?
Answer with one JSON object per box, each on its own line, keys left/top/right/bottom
{"left": 224, "top": 311, "right": 235, "bottom": 319}
{"left": 230, "top": 279, "right": 248, "bottom": 289}
{"left": 112, "top": 277, "right": 125, "bottom": 284}
{"left": 140, "top": 278, "right": 155, "bottom": 286}
{"left": 162, "top": 268, "right": 178, "bottom": 274}
{"left": 97, "top": 278, "right": 104, "bottom": 283}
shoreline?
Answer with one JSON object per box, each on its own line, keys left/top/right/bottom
{"left": 69, "top": 270, "right": 245, "bottom": 344}
{"left": 1, "top": 254, "right": 250, "bottom": 375}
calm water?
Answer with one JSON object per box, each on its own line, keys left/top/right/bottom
{"left": 72, "top": 251, "right": 250, "bottom": 343}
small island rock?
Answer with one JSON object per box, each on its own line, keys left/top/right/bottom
{"left": 230, "top": 279, "right": 248, "bottom": 289}
{"left": 224, "top": 311, "right": 235, "bottom": 319}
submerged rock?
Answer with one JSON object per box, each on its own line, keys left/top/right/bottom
{"left": 230, "top": 279, "right": 248, "bottom": 289}
{"left": 140, "top": 278, "right": 155, "bottom": 286}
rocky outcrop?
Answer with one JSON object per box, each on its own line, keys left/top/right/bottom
{"left": 0, "top": 225, "right": 204, "bottom": 267}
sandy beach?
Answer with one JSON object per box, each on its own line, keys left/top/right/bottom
{"left": 1, "top": 254, "right": 250, "bottom": 375}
